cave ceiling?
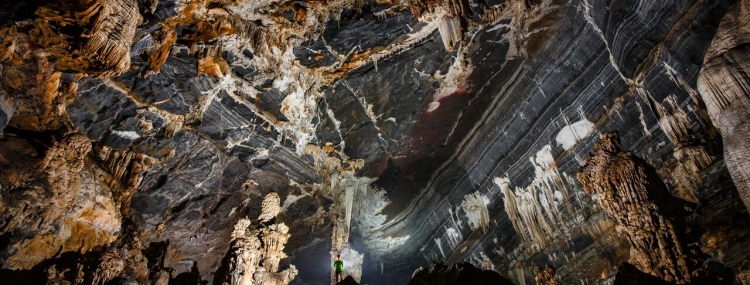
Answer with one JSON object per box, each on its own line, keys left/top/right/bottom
{"left": 1, "top": 0, "right": 750, "bottom": 284}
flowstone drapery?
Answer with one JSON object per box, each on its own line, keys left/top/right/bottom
{"left": 697, "top": 0, "right": 750, "bottom": 212}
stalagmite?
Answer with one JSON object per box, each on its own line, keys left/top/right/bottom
{"left": 258, "top": 192, "right": 281, "bottom": 223}
{"left": 259, "top": 224, "right": 290, "bottom": 273}
{"left": 340, "top": 248, "right": 364, "bottom": 282}
{"left": 40, "top": 134, "right": 92, "bottom": 224}
{"left": 577, "top": 132, "right": 693, "bottom": 284}
{"left": 697, "top": 0, "right": 750, "bottom": 211}
{"left": 224, "top": 192, "right": 296, "bottom": 285}
{"left": 230, "top": 222, "right": 263, "bottom": 285}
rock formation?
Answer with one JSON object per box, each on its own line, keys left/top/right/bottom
{"left": 91, "top": 248, "right": 125, "bottom": 285}
{"left": 577, "top": 132, "right": 694, "bottom": 283}
{"left": 258, "top": 192, "right": 282, "bottom": 223}
{"left": 697, "top": 0, "right": 750, "bottom": 212}
{"left": 533, "top": 266, "right": 560, "bottom": 285}
{"left": 223, "top": 192, "right": 297, "bottom": 285}
{"left": 1, "top": 0, "right": 750, "bottom": 284}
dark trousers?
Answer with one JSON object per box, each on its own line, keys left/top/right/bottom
{"left": 335, "top": 271, "right": 343, "bottom": 282}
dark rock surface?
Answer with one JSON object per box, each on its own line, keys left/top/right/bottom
{"left": 0, "top": 95, "right": 12, "bottom": 132}
{"left": 408, "top": 262, "right": 516, "bottom": 285}
{"left": 610, "top": 263, "right": 674, "bottom": 285}
{"left": 335, "top": 276, "right": 361, "bottom": 285}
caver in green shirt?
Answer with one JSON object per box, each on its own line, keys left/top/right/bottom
{"left": 333, "top": 260, "right": 344, "bottom": 272}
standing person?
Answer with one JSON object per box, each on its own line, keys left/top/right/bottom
{"left": 333, "top": 254, "right": 344, "bottom": 283}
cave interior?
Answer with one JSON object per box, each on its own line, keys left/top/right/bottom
{"left": 2, "top": 0, "right": 750, "bottom": 284}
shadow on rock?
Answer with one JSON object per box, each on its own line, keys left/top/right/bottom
{"left": 407, "top": 262, "right": 516, "bottom": 285}
{"left": 335, "top": 275, "right": 360, "bottom": 285}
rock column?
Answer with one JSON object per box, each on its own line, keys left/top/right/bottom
{"left": 697, "top": 0, "right": 750, "bottom": 211}
{"left": 225, "top": 192, "right": 297, "bottom": 285}
{"left": 577, "top": 132, "right": 692, "bottom": 284}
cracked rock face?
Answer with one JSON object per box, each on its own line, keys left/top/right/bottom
{"left": 2, "top": 0, "right": 750, "bottom": 284}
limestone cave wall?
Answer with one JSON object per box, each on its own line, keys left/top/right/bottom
{"left": 1, "top": 0, "right": 750, "bottom": 284}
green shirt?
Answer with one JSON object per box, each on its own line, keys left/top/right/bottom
{"left": 333, "top": 260, "right": 344, "bottom": 272}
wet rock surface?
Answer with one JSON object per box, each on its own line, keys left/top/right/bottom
{"left": 1, "top": 0, "right": 750, "bottom": 284}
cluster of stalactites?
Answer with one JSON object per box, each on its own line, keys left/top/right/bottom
{"left": 494, "top": 146, "right": 577, "bottom": 252}
{"left": 460, "top": 191, "right": 491, "bottom": 232}
{"left": 651, "top": 95, "right": 712, "bottom": 203}
{"left": 577, "top": 132, "right": 692, "bottom": 284}
{"left": 226, "top": 193, "right": 297, "bottom": 285}
{"left": 79, "top": 0, "right": 142, "bottom": 76}
{"left": 95, "top": 145, "right": 156, "bottom": 210}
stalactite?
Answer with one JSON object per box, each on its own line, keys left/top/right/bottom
{"left": 664, "top": 63, "right": 720, "bottom": 140}
{"left": 437, "top": 15, "right": 462, "bottom": 51}
{"left": 494, "top": 145, "right": 578, "bottom": 251}
{"left": 497, "top": 177, "right": 525, "bottom": 241}
{"left": 78, "top": 0, "right": 141, "bottom": 76}
{"left": 577, "top": 132, "right": 693, "bottom": 284}
{"left": 345, "top": 185, "right": 355, "bottom": 231}
{"left": 653, "top": 95, "right": 712, "bottom": 203}
{"left": 435, "top": 238, "right": 446, "bottom": 259}
{"left": 513, "top": 266, "right": 528, "bottom": 285}
{"left": 472, "top": 252, "right": 496, "bottom": 271}
{"left": 460, "top": 191, "right": 490, "bottom": 232}
{"left": 445, "top": 227, "right": 463, "bottom": 249}
{"left": 92, "top": 248, "right": 125, "bottom": 285}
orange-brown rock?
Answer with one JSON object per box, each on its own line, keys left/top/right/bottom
{"left": 534, "top": 266, "right": 560, "bottom": 285}
{"left": 578, "top": 132, "right": 693, "bottom": 284}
